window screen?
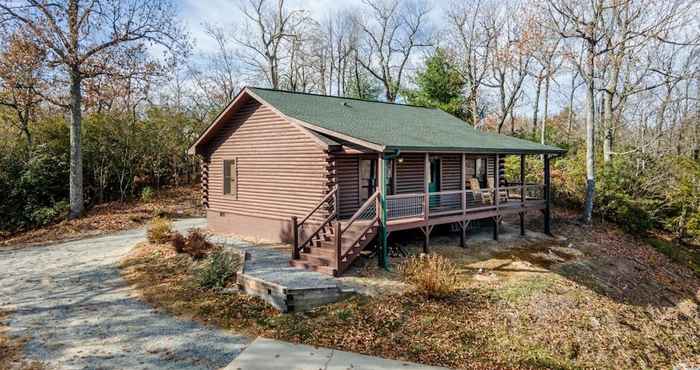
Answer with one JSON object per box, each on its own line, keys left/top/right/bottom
{"left": 223, "top": 159, "right": 237, "bottom": 198}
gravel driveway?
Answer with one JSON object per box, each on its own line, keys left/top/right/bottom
{"left": 0, "top": 218, "right": 251, "bottom": 369}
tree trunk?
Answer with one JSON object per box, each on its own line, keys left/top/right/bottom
{"left": 542, "top": 74, "right": 550, "bottom": 145}
{"left": 583, "top": 45, "right": 596, "bottom": 224}
{"left": 568, "top": 75, "right": 576, "bottom": 143}
{"left": 532, "top": 77, "right": 542, "bottom": 137}
{"left": 468, "top": 87, "right": 479, "bottom": 127}
{"left": 603, "top": 71, "right": 618, "bottom": 162}
{"left": 69, "top": 69, "right": 84, "bottom": 219}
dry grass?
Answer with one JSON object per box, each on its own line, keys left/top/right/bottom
{"left": 120, "top": 243, "right": 275, "bottom": 334}
{"left": 146, "top": 217, "right": 173, "bottom": 244}
{"left": 0, "top": 310, "right": 45, "bottom": 370}
{"left": 121, "top": 213, "right": 700, "bottom": 370}
{"left": 398, "top": 254, "right": 460, "bottom": 298}
{"left": 0, "top": 185, "right": 202, "bottom": 248}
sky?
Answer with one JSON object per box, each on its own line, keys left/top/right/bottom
{"left": 178, "top": 0, "right": 451, "bottom": 54}
{"left": 174, "top": 0, "right": 576, "bottom": 115}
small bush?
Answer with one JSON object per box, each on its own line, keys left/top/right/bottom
{"left": 195, "top": 250, "right": 239, "bottom": 290}
{"left": 183, "top": 228, "right": 213, "bottom": 260}
{"left": 147, "top": 217, "right": 172, "bottom": 243}
{"left": 140, "top": 186, "right": 155, "bottom": 202}
{"left": 170, "top": 231, "right": 186, "bottom": 253}
{"left": 30, "top": 200, "right": 69, "bottom": 227}
{"left": 399, "top": 254, "right": 459, "bottom": 298}
{"left": 151, "top": 207, "right": 169, "bottom": 218}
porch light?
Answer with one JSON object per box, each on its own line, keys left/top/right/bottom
{"left": 397, "top": 157, "right": 404, "bottom": 164}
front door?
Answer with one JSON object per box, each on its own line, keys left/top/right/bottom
{"left": 429, "top": 158, "right": 441, "bottom": 192}
{"left": 359, "top": 159, "right": 377, "bottom": 203}
{"left": 429, "top": 158, "right": 441, "bottom": 210}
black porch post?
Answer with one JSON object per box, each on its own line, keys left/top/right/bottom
{"left": 493, "top": 217, "right": 499, "bottom": 241}
{"left": 519, "top": 154, "right": 525, "bottom": 236}
{"left": 544, "top": 154, "right": 552, "bottom": 235}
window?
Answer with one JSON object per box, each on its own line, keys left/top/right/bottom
{"left": 223, "top": 159, "right": 237, "bottom": 198}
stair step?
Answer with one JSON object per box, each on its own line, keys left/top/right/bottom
{"left": 289, "top": 260, "right": 337, "bottom": 276}
{"left": 300, "top": 253, "right": 332, "bottom": 266}
{"left": 313, "top": 231, "right": 377, "bottom": 248}
{"left": 305, "top": 246, "right": 335, "bottom": 257}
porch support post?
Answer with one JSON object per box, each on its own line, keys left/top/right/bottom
{"left": 461, "top": 153, "right": 466, "bottom": 215}
{"left": 459, "top": 220, "right": 470, "bottom": 248}
{"left": 520, "top": 154, "right": 525, "bottom": 237}
{"left": 378, "top": 152, "right": 389, "bottom": 269}
{"left": 493, "top": 216, "right": 499, "bottom": 241}
{"left": 424, "top": 153, "right": 429, "bottom": 222}
{"left": 495, "top": 154, "right": 500, "bottom": 209}
{"left": 422, "top": 225, "right": 433, "bottom": 254}
{"left": 544, "top": 154, "right": 552, "bottom": 236}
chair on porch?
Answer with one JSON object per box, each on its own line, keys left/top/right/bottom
{"left": 487, "top": 178, "right": 510, "bottom": 203}
{"left": 469, "top": 178, "right": 494, "bottom": 205}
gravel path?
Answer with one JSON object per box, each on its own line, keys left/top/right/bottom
{"left": 0, "top": 219, "right": 251, "bottom": 370}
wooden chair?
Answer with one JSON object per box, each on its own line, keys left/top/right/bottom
{"left": 469, "top": 178, "right": 493, "bottom": 205}
{"left": 487, "top": 178, "right": 509, "bottom": 203}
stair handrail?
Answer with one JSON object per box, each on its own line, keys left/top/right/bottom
{"left": 335, "top": 190, "right": 381, "bottom": 273}
{"left": 341, "top": 190, "right": 380, "bottom": 234}
{"left": 291, "top": 185, "right": 338, "bottom": 259}
{"left": 299, "top": 185, "right": 338, "bottom": 226}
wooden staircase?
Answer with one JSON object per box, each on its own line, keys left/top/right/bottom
{"left": 290, "top": 188, "right": 380, "bottom": 276}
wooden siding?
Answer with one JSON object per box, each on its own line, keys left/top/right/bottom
{"left": 205, "top": 99, "right": 329, "bottom": 222}
{"left": 335, "top": 155, "right": 360, "bottom": 218}
{"left": 440, "top": 154, "right": 462, "bottom": 191}
{"left": 396, "top": 153, "right": 425, "bottom": 194}
{"left": 392, "top": 154, "right": 504, "bottom": 194}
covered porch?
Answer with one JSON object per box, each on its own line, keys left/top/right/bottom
{"left": 361, "top": 151, "right": 554, "bottom": 265}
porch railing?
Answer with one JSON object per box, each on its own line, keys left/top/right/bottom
{"left": 385, "top": 184, "right": 545, "bottom": 221}
{"left": 386, "top": 193, "right": 425, "bottom": 220}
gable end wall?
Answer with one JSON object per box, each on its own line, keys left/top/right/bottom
{"left": 203, "top": 99, "right": 330, "bottom": 242}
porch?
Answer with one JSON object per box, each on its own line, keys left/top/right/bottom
{"left": 290, "top": 151, "right": 554, "bottom": 276}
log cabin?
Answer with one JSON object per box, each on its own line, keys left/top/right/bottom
{"left": 188, "top": 87, "right": 566, "bottom": 276}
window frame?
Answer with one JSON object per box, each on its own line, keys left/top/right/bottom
{"left": 223, "top": 158, "right": 238, "bottom": 199}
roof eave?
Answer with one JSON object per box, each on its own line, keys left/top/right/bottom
{"left": 384, "top": 146, "right": 567, "bottom": 155}
{"left": 187, "top": 88, "right": 251, "bottom": 156}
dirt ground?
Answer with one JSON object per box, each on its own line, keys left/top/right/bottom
{"left": 119, "top": 208, "right": 700, "bottom": 369}
{"left": 338, "top": 209, "right": 700, "bottom": 369}
{"left": 0, "top": 186, "right": 202, "bottom": 248}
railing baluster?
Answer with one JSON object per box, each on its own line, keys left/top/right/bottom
{"left": 291, "top": 216, "right": 299, "bottom": 260}
{"left": 335, "top": 221, "right": 342, "bottom": 272}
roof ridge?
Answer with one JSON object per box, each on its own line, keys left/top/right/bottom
{"left": 247, "top": 86, "right": 437, "bottom": 110}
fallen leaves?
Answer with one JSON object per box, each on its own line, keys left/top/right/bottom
{"left": 120, "top": 208, "right": 700, "bottom": 370}
{"left": 1, "top": 186, "right": 202, "bottom": 248}
{"left": 0, "top": 310, "right": 45, "bottom": 370}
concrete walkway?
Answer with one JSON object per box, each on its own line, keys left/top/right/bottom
{"left": 0, "top": 219, "right": 250, "bottom": 370}
{"left": 210, "top": 236, "right": 350, "bottom": 312}
{"left": 224, "top": 338, "right": 449, "bottom": 370}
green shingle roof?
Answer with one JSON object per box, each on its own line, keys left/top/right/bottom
{"left": 249, "top": 87, "right": 565, "bottom": 154}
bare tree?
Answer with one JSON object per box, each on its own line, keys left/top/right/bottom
{"left": 546, "top": 0, "right": 609, "bottom": 224}
{"left": 355, "top": 0, "right": 432, "bottom": 102}
{"left": 530, "top": 14, "right": 562, "bottom": 144}
{"left": 189, "top": 24, "right": 243, "bottom": 109}
{"left": 484, "top": 4, "right": 535, "bottom": 133}
{"left": 445, "top": 0, "right": 495, "bottom": 126}
{"left": 0, "top": 0, "right": 185, "bottom": 218}
{"left": 234, "top": 0, "right": 311, "bottom": 89}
